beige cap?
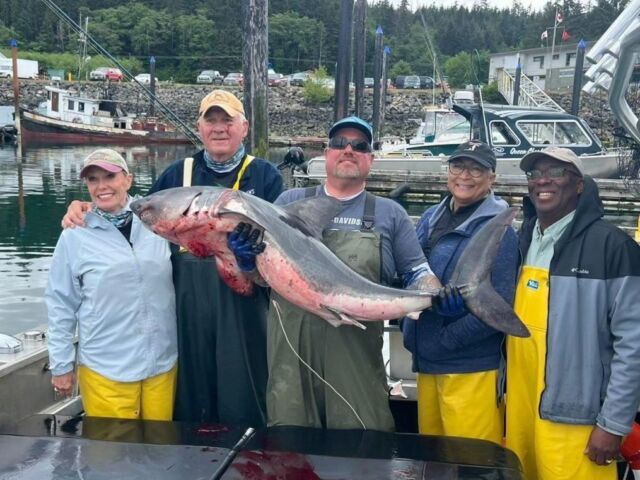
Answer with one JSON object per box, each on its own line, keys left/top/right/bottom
{"left": 519, "top": 146, "right": 584, "bottom": 176}
{"left": 80, "top": 148, "right": 129, "bottom": 178}
{"left": 199, "top": 89, "right": 244, "bottom": 118}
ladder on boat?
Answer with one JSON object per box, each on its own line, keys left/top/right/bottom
{"left": 496, "top": 68, "right": 564, "bottom": 112}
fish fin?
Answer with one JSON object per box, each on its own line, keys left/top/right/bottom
{"left": 321, "top": 305, "right": 367, "bottom": 330}
{"left": 460, "top": 281, "right": 530, "bottom": 338}
{"left": 448, "top": 207, "right": 530, "bottom": 338}
{"left": 406, "top": 311, "right": 421, "bottom": 320}
{"left": 214, "top": 256, "right": 254, "bottom": 296}
{"left": 280, "top": 196, "right": 344, "bottom": 239}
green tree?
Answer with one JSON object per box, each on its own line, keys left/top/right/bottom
{"left": 389, "top": 59, "right": 413, "bottom": 80}
{"left": 303, "top": 65, "right": 332, "bottom": 104}
{"left": 444, "top": 52, "right": 475, "bottom": 88}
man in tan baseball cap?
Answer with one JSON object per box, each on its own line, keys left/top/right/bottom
{"left": 519, "top": 146, "right": 584, "bottom": 177}
{"left": 198, "top": 89, "right": 245, "bottom": 118}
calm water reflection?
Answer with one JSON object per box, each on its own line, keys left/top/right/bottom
{"left": 0, "top": 143, "right": 297, "bottom": 335}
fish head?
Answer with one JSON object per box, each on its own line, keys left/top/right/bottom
{"left": 131, "top": 186, "right": 225, "bottom": 243}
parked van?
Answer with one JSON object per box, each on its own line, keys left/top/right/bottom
{"left": 453, "top": 90, "right": 474, "bottom": 104}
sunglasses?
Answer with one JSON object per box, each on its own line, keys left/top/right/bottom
{"left": 525, "top": 167, "right": 578, "bottom": 181}
{"left": 328, "top": 136, "right": 372, "bottom": 153}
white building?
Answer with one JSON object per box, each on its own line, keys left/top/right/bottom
{"left": 488, "top": 42, "right": 592, "bottom": 91}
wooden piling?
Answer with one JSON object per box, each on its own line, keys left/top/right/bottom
{"left": 353, "top": 0, "right": 367, "bottom": 117}
{"left": 334, "top": 0, "right": 354, "bottom": 121}
{"left": 372, "top": 26, "right": 383, "bottom": 142}
{"left": 242, "top": 0, "right": 269, "bottom": 156}
{"left": 513, "top": 60, "right": 522, "bottom": 106}
{"left": 10, "top": 40, "right": 20, "bottom": 139}
{"left": 149, "top": 56, "right": 156, "bottom": 116}
{"left": 571, "top": 40, "right": 586, "bottom": 116}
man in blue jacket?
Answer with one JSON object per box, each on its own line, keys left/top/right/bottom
{"left": 402, "top": 140, "right": 518, "bottom": 443}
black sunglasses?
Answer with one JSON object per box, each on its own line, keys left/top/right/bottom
{"left": 328, "top": 136, "right": 372, "bottom": 153}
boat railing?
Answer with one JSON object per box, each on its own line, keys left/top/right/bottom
{"left": 496, "top": 69, "right": 564, "bottom": 112}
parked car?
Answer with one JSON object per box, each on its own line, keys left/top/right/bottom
{"left": 89, "top": 67, "right": 110, "bottom": 81}
{"left": 419, "top": 76, "right": 434, "bottom": 89}
{"left": 133, "top": 73, "right": 158, "bottom": 84}
{"left": 197, "top": 70, "right": 223, "bottom": 84}
{"left": 290, "top": 71, "right": 311, "bottom": 87}
{"left": 223, "top": 72, "right": 244, "bottom": 86}
{"left": 268, "top": 72, "right": 288, "bottom": 87}
{"left": 364, "top": 77, "right": 374, "bottom": 88}
{"left": 105, "top": 68, "right": 123, "bottom": 81}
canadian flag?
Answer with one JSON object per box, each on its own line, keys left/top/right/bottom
{"left": 562, "top": 30, "right": 570, "bottom": 41}
{"left": 556, "top": 12, "right": 563, "bottom": 24}
{"left": 541, "top": 30, "right": 548, "bottom": 41}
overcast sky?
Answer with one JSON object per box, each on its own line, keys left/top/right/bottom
{"left": 387, "top": 0, "right": 545, "bottom": 11}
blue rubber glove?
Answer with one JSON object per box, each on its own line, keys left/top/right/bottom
{"left": 227, "top": 222, "right": 265, "bottom": 272}
{"left": 435, "top": 284, "right": 466, "bottom": 317}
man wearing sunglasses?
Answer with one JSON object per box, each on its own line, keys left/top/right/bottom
{"left": 229, "top": 116, "right": 444, "bottom": 431}
{"left": 505, "top": 146, "right": 640, "bottom": 479}
{"left": 402, "top": 140, "right": 518, "bottom": 444}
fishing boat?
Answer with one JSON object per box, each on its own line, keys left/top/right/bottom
{"left": 20, "top": 85, "right": 193, "bottom": 145}
{"left": 298, "top": 103, "right": 623, "bottom": 182}
{"left": 379, "top": 106, "right": 470, "bottom": 157}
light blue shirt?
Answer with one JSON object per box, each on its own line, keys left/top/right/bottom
{"left": 46, "top": 211, "right": 177, "bottom": 382}
{"left": 525, "top": 211, "right": 576, "bottom": 269}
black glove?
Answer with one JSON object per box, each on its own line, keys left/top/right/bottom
{"left": 435, "top": 284, "right": 466, "bottom": 317}
{"left": 227, "top": 222, "right": 266, "bottom": 272}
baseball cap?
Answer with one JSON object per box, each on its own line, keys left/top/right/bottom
{"left": 448, "top": 140, "right": 497, "bottom": 171}
{"left": 80, "top": 148, "right": 129, "bottom": 178}
{"left": 519, "top": 146, "right": 584, "bottom": 176}
{"left": 329, "top": 116, "right": 373, "bottom": 144}
{"left": 199, "top": 89, "right": 245, "bottom": 118}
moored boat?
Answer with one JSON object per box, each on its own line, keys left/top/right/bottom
{"left": 20, "top": 85, "right": 193, "bottom": 145}
{"left": 299, "top": 103, "right": 623, "bottom": 181}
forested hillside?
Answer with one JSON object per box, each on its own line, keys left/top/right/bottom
{"left": 0, "top": 0, "right": 629, "bottom": 84}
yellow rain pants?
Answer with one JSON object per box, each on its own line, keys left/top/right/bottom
{"left": 505, "top": 266, "right": 617, "bottom": 480}
{"left": 417, "top": 370, "right": 503, "bottom": 444}
{"left": 78, "top": 364, "right": 177, "bottom": 420}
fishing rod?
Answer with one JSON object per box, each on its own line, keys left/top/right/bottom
{"left": 40, "top": 0, "right": 202, "bottom": 147}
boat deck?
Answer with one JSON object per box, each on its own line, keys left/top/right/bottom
{"left": 0, "top": 414, "right": 523, "bottom": 479}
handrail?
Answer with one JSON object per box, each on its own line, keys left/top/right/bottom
{"left": 497, "top": 68, "right": 564, "bottom": 112}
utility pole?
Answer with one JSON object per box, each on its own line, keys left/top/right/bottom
{"left": 242, "top": 0, "right": 269, "bottom": 156}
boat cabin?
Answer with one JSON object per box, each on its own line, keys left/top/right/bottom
{"left": 453, "top": 103, "right": 605, "bottom": 158}
{"left": 44, "top": 85, "right": 133, "bottom": 130}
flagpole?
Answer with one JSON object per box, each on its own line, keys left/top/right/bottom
{"left": 551, "top": 8, "right": 558, "bottom": 68}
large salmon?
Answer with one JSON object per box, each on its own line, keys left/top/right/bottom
{"left": 131, "top": 187, "right": 529, "bottom": 337}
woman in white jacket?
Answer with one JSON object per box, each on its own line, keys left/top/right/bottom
{"left": 46, "top": 148, "right": 177, "bottom": 420}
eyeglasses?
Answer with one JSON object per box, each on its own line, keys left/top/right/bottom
{"left": 525, "top": 167, "right": 577, "bottom": 181}
{"left": 328, "top": 136, "right": 372, "bottom": 153}
{"left": 448, "top": 161, "right": 488, "bottom": 178}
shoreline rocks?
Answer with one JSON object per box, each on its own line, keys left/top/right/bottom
{"left": 0, "top": 79, "right": 620, "bottom": 145}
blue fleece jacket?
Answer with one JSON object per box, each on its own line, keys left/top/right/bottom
{"left": 402, "top": 193, "right": 518, "bottom": 374}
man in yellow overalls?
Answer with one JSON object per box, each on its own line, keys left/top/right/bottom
{"left": 506, "top": 146, "right": 640, "bottom": 479}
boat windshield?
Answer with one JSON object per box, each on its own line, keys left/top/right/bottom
{"left": 422, "top": 110, "right": 469, "bottom": 143}
{"left": 517, "top": 120, "right": 592, "bottom": 147}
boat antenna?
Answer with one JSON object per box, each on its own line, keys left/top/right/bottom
{"left": 40, "top": 0, "right": 201, "bottom": 147}
{"left": 417, "top": 9, "right": 449, "bottom": 104}
{"left": 474, "top": 49, "right": 490, "bottom": 144}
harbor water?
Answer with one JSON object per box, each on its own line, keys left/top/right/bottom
{"left": 0, "top": 143, "right": 299, "bottom": 335}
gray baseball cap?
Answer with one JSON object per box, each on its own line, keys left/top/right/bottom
{"left": 519, "top": 146, "right": 584, "bottom": 176}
